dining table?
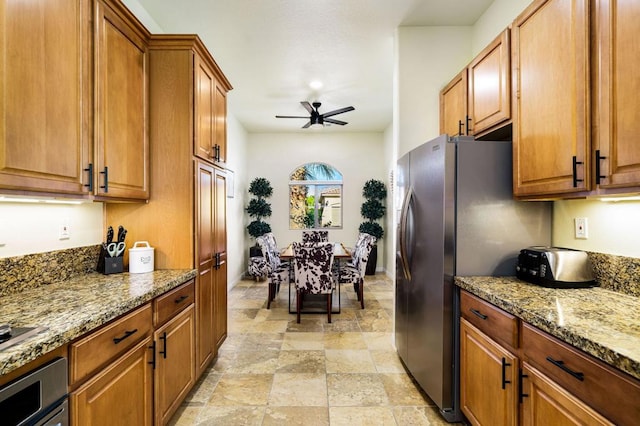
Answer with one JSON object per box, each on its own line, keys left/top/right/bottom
{"left": 280, "top": 242, "right": 352, "bottom": 314}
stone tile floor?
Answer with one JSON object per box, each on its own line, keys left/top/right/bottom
{"left": 169, "top": 274, "right": 461, "bottom": 425}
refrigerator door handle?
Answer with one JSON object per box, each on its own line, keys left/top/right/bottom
{"left": 399, "top": 186, "right": 414, "bottom": 281}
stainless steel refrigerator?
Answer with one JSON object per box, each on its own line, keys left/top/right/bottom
{"left": 395, "top": 135, "right": 551, "bottom": 422}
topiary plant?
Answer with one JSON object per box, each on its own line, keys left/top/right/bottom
{"left": 359, "top": 179, "right": 386, "bottom": 240}
{"left": 246, "top": 177, "right": 273, "bottom": 241}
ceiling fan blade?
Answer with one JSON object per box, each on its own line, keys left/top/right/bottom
{"left": 276, "top": 115, "right": 309, "bottom": 119}
{"left": 301, "top": 101, "right": 314, "bottom": 114}
{"left": 302, "top": 121, "right": 312, "bottom": 129}
{"left": 321, "top": 106, "right": 355, "bottom": 118}
{"left": 324, "top": 118, "right": 348, "bottom": 126}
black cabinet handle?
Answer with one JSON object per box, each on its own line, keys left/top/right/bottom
{"left": 572, "top": 156, "right": 583, "bottom": 188}
{"left": 501, "top": 357, "right": 512, "bottom": 389}
{"left": 518, "top": 368, "right": 529, "bottom": 403}
{"left": 466, "top": 115, "right": 472, "bottom": 135}
{"left": 470, "top": 308, "right": 488, "bottom": 320}
{"left": 458, "top": 120, "right": 464, "bottom": 136}
{"left": 84, "top": 163, "right": 94, "bottom": 192}
{"left": 159, "top": 331, "right": 167, "bottom": 359}
{"left": 595, "top": 150, "right": 607, "bottom": 184}
{"left": 546, "top": 356, "right": 584, "bottom": 381}
{"left": 174, "top": 295, "right": 189, "bottom": 304}
{"left": 148, "top": 340, "right": 156, "bottom": 369}
{"left": 113, "top": 328, "right": 137, "bottom": 344}
{"left": 215, "top": 144, "right": 221, "bottom": 162}
{"left": 100, "top": 166, "right": 109, "bottom": 192}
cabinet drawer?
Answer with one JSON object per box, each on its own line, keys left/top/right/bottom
{"left": 522, "top": 323, "right": 640, "bottom": 426}
{"left": 154, "top": 279, "right": 195, "bottom": 327}
{"left": 460, "top": 290, "right": 518, "bottom": 349}
{"left": 70, "top": 303, "right": 152, "bottom": 385}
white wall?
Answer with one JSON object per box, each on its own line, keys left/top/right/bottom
{"left": 246, "top": 132, "right": 387, "bottom": 269}
{"left": 0, "top": 202, "right": 103, "bottom": 257}
{"left": 383, "top": 123, "right": 395, "bottom": 279}
{"left": 472, "top": 0, "right": 532, "bottom": 55}
{"left": 397, "top": 26, "right": 473, "bottom": 158}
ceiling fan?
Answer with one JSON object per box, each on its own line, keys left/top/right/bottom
{"left": 276, "top": 101, "right": 355, "bottom": 128}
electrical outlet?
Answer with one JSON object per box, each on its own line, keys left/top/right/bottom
{"left": 59, "top": 221, "right": 70, "bottom": 240}
{"left": 574, "top": 217, "right": 588, "bottom": 239}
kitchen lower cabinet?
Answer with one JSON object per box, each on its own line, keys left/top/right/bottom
{"left": 511, "top": 0, "right": 590, "bottom": 197}
{"left": 71, "top": 336, "right": 154, "bottom": 426}
{"left": 520, "top": 362, "right": 612, "bottom": 426}
{"left": 0, "top": 0, "right": 92, "bottom": 195}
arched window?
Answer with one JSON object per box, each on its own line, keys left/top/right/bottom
{"left": 289, "top": 163, "right": 343, "bottom": 229}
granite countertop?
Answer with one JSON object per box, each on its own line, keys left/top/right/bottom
{"left": 0, "top": 269, "right": 197, "bottom": 376}
{"left": 455, "top": 276, "right": 640, "bottom": 381}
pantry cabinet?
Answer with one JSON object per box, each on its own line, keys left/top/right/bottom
{"left": 105, "top": 34, "right": 230, "bottom": 376}
{"left": 0, "top": 0, "right": 92, "bottom": 195}
{"left": 511, "top": 0, "right": 590, "bottom": 197}
{"left": 593, "top": 0, "right": 640, "bottom": 191}
{"left": 94, "top": 0, "right": 150, "bottom": 200}
{"left": 440, "top": 29, "right": 511, "bottom": 139}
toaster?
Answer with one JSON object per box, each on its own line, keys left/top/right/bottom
{"left": 516, "top": 247, "right": 597, "bottom": 288}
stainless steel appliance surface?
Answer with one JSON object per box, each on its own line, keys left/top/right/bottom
{"left": 0, "top": 357, "right": 68, "bottom": 426}
{"left": 0, "top": 325, "right": 48, "bottom": 352}
{"left": 516, "top": 246, "right": 596, "bottom": 288}
{"left": 395, "top": 135, "right": 551, "bottom": 422}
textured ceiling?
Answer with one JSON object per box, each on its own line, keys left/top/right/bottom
{"left": 132, "top": 0, "right": 494, "bottom": 133}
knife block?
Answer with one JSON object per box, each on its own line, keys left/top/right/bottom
{"left": 97, "top": 246, "right": 124, "bottom": 275}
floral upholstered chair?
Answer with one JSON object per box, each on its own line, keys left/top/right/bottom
{"left": 302, "top": 230, "right": 329, "bottom": 243}
{"left": 256, "top": 234, "right": 289, "bottom": 309}
{"left": 292, "top": 242, "right": 335, "bottom": 323}
{"left": 337, "top": 233, "right": 376, "bottom": 309}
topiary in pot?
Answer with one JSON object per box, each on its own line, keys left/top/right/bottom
{"left": 246, "top": 177, "right": 273, "bottom": 254}
{"left": 359, "top": 179, "right": 386, "bottom": 275}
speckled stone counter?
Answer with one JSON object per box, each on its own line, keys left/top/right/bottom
{"left": 455, "top": 276, "right": 640, "bottom": 381}
{"left": 0, "top": 269, "right": 196, "bottom": 376}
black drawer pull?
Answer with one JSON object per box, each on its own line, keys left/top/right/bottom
{"left": 546, "top": 356, "right": 584, "bottom": 381}
{"left": 113, "top": 328, "right": 138, "bottom": 344}
{"left": 174, "top": 295, "right": 189, "bottom": 304}
{"left": 501, "top": 357, "right": 512, "bottom": 389}
{"left": 470, "top": 308, "right": 488, "bottom": 320}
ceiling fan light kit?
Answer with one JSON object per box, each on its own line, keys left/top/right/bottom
{"left": 276, "top": 101, "right": 355, "bottom": 128}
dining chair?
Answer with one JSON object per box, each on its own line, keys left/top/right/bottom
{"left": 292, "top": 242, "right": 335, "bottom": 323}
{"left": 256, "top": 234, "right": 289, "bottom": 309}
{"left": 337, "top": 233, "right": 376, "bottom": 309}
{"left": 302, "top": 230, "right": 329, "bottom": 243}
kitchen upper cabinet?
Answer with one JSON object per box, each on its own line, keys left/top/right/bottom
{"left": 94, "top": 0, "right": 150, "bottom": 200}
{"left": 593, "top": 0, "right": 640, "bottom": 191}
{"left": 440, "top": 29, "right": 511, "bottom": 139}
{"left": 468, "top": 29, "right": 511, "bottom": 136}
{"left": 440, "top": 69, "right": 468, "bottom": 137}
{"left": 0, "top": 0, "right": 92, "bottom": 195}
{"left": 511, "top": 0, "right": 590, "bottom": 198}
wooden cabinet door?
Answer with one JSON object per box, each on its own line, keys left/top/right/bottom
{"left": 512, "top": 0, "right": 590, "bottom": 197}
{"left": 521, "top": 362, "right": 613, "bottom": 426}
{"left": 594, "top": 0, "right": 640, "bottom": 190}
{"left": 468, "top": 29, "right": 511, "bottom": 136}
{"left": 213, "top": 170, "right": 227, "bottom": 348}
{"left": 154, "top": 305, "right": 196, "bottom": 426}
{"left": 95, "top": 0, "right": 149, "bottom": 200}
{"left": 195, "top": 160, "right": 215, "bottom": 373}
{"left": 214, "top": 82, "right": 228, "bottom": 166}
{"left": 440, "top": 69, "right": 468, "bottom": 137}
{"left": 0, "top": 0, "right": 92, "bottom": 195}
{"left": 71, "top": 336, "right": 153, "bottom": 426}
{"left": 460, "top": 318, "right": 518, "bottom": 426}
{"left": 194, "top": 55, "right": 216, "bottom": 163}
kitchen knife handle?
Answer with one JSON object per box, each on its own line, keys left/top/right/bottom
{"left": 100, "top": 166, "right": 109, "bottom": 192}
{"left": 113, "top": 328, "right": 137, "bottom": 344}
{"left": 572, "top": 156, "right": 583, "bottom": 188}
{"left": 501, "top": 357, "right": 512, "bottom": 389}
{"left": 84, "top": 163, "right": 94, "bottom": 192}
{"left": 546, "top": 356, "right": 584, "bottom": 381}
{"left": 148, "top": 340, "right": 156, "bottom": 369}
{"left": 595, "top": 150, "right": 607, "bottom": 184}
{"left": 470, "top": 308, "right": 488, "bottom": 320}
{"left": 159, "top": 331, "right": 167, "bottom": 359}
